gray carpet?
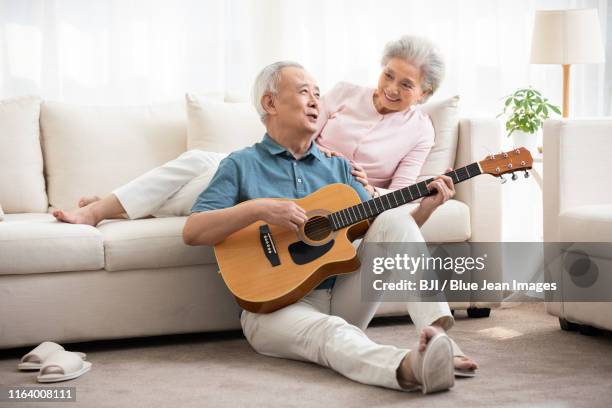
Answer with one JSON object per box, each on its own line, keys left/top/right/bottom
{"left": 2, "top": 303, "right": 612, "bottom": 408}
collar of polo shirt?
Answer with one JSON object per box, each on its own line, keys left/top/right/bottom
{"left": 261, "top": 133, "right": 324, "bottom": 162}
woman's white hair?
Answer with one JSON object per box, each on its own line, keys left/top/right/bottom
{"left": 252, "top": 61, "right": 304, "bottom": 123}
{"left": 381, "top": 35, "right": 445, "bottom": 102}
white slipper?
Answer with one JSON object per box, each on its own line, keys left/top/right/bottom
{"left": 410, "top": 333, "right": 455, "bottom": 394}
{"left": 37, "top": 350, "right": 92, "bottom": 383}
{"left": 18, "top": 341, "right": 87, "bottom": 371}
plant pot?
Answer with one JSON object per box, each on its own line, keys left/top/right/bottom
{"left": 511, "top": 131, "right": 539, "bottom": 154}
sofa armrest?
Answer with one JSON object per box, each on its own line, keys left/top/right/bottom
{"left": 543, "top": 119, "right": 612, "bottom": 242}
{"left": 454, "top": 118, "right": 504, "bottom": 242}
{"left": 451, "top": 118, "right": 504, "bottom": 309}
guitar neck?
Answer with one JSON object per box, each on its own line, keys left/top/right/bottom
{"left": 329, "top": 162, "right": 482, "bottom": 230}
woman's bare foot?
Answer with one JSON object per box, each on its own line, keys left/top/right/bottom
{"left": 78, "top": 195, "right": 101, "bottom": 208}
{"left": 53, "top": 193, "right": 127, "bottom": 226}
{"left": 53, "top": 203, "right": 99, "bottom": 226}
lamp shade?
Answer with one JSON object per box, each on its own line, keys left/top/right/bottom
{"left": 530, "top": 9, "right": 605, "bottom": 64}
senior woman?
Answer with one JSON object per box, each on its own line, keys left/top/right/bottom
{"left": 314, "top": 35, "right": 478, "bottom": 376}
{"left": 316, "top": 36, "right": 439, "bottom": 201}
{"left": 53, "top": 35, "right": 477, "bottom": 376}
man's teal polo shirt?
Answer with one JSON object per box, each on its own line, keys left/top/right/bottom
{"left": 191, "top": 133, "right": 370, "bottom": 289}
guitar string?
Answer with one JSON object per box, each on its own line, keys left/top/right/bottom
{"left": 303, "top": 197, "right": 405, "bottom": 231}
{"left": 303, "top": 222, "right": 329, "bottom": 230}
{"left": 303, "top": 225, "right": 330, "bottom": 239}
{"left": 285, "top": 165, "right": 519, "bottom": 241}
{"left": 303, "top": 188, "right": 423, "bottom": 229}
{"left": 303, "top": 226, "right": 333, "bottom": 235}
{"left": 304, "top": 190, "right": 417, "bottom": 229}
{"left": 302, "top": 180, "right": 453, "bottom": 230}
{"left": 305, "top": 166, "right": 512, "bottom": 231}
{"left": 299, "top": 168, "right": 480, "bottom": 232}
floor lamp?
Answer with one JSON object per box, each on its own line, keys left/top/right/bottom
{"left": 530, "top": 9, "right": 605, "bottom": 118}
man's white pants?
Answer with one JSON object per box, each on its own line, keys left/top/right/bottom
{"left": 242, "top": 205, "right": 454, "bottom": 390}
{"left": 112, "top": 150, "right": 459, "bottom": 390}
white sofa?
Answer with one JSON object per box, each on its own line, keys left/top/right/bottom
{"left": 543, "top": 119, "right": 612, "bottom": 333}
{"left": 0, "top": 95, "right": 504, "bottom": 349}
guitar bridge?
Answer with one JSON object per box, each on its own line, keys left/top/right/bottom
{"left": 260, "top": 225, "right": 280, "bottom": 267}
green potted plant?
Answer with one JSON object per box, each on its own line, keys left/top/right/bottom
{"left": 497, "top": 87, "right": 561, "bottom": 153}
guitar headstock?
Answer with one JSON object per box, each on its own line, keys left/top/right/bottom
{"left": 479, "top": 147, "right": 533, "bottom": 179}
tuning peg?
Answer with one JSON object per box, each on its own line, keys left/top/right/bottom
{"left": 500, "top": 175, "right": 507, "bottom": 184}
{"left": 511, "top": 173, "right": 518, "bottom": 181}
{"left": 524, "top": 170, "right": 530, "bottom": 179}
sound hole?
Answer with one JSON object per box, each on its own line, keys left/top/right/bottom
{"left": 304, "top": 216, "right": 332, "bottom": 241}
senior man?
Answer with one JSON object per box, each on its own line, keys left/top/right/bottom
{"left": 183, "top": 61, "right": 459, "bottom": 394}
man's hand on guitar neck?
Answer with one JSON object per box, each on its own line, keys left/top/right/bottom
{"left": 183, "top": 199, "right": 308, "bottom": 247}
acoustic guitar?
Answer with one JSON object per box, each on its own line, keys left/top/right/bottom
{"left": 215, "top": 147, "right": 533, "bottom": 313}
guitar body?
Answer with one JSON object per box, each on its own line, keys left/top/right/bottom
{"left": 214, "top": 147, "right": 534, "bottom": 314}
{"left": 214, "top": 183, "right": 369, "bottom": 314}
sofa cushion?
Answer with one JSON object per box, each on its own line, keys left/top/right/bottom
{"left": 97, "top": 200, "right": 467, "bottom": 272}
{"left": 98, "top": 217, "right": 216, "bottom": 272}
{"left": 40, "top": 101, "right": 187, "bottom": 211}
{"left": 0, "top": 96, "right": 48, "bottom": 213}
{"left": 0, "top": 214, "right": 104, "bottom": 275}
{"left": 418, "top": 95, "right": 460, "bottom": 181}
{"left": 559, "top": 205, "right": 612, "bottom": 242}
{"left": 186, "top": 93, "right": 265, "bottom": 153}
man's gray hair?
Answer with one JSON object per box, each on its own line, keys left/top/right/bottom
{"left": 252, "top": 61, "right": 304, "bottom": 123}
{"left": 381, "top": 35, "right": 445, "bottom": 102}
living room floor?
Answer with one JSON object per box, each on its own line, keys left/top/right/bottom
{"left": 1, "top": 303, "right": 611, "bottom": 408}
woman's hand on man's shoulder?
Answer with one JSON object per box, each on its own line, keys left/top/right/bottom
{"left": 316, "top": 144, "right": 344, "bottom": 158}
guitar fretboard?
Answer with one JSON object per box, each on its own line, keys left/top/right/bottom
{"left": 329, "top": 162, "right": 482, "bottom": 230}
